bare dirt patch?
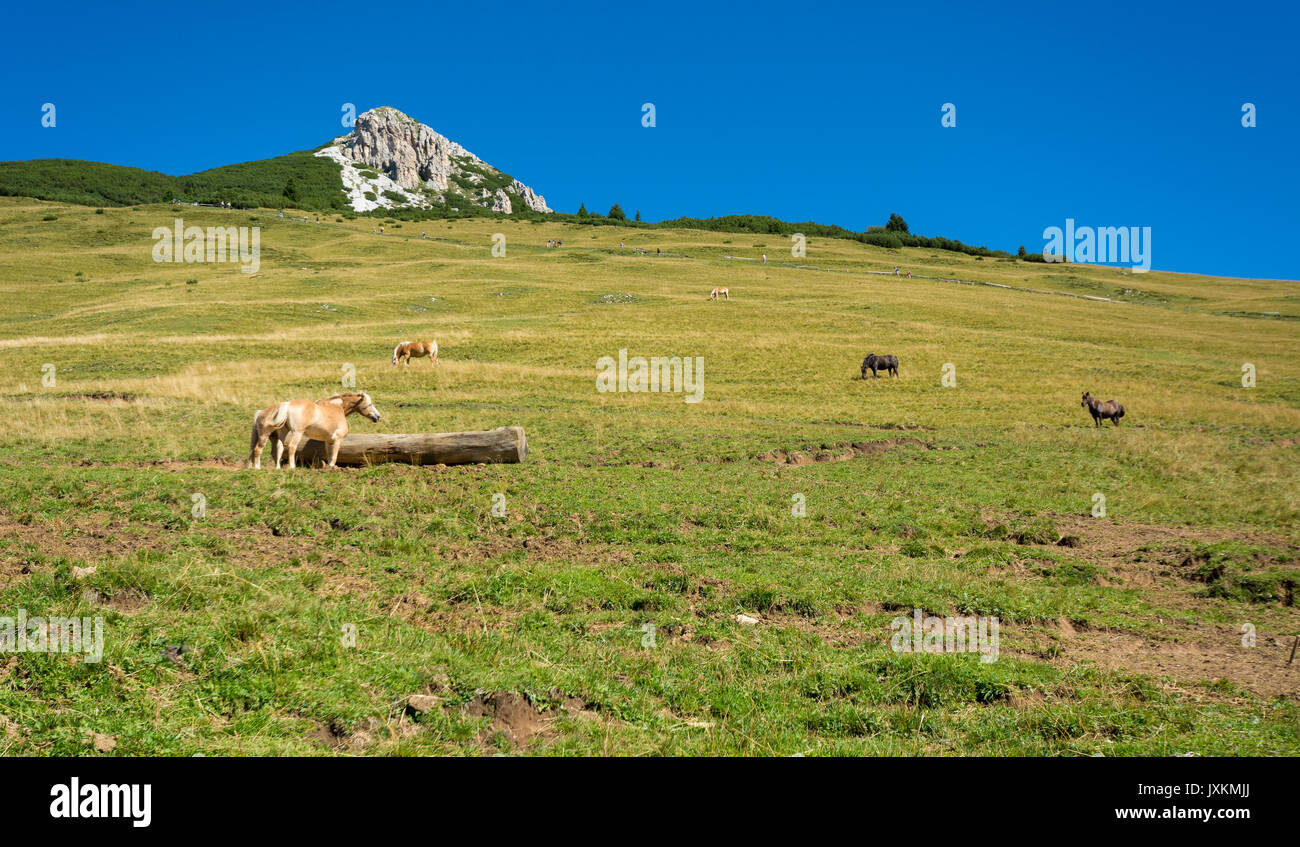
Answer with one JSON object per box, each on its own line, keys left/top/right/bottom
{"left": 457, "top": 690, "right": 597, "bottom": 750}
{"left": 1004, "top": 515, "right": 1300, "bottom": 699}
{"left": 761, "top": 437, "right": 936, "bottom": 466}
{"left": 83, "top": 586, "right": 150, "bottom": 613}
{"left": 0, "top": 514, "right": 171, "bottom": 582}
{"left": 1047, "top": 515, "right": 1298, "bottom": 596}
{"left": 0, "top": 512, "right": 362, "bottom": 590}
{"left": 306, "top": 714, "right": 420, "bottom": 753}
{"left": 71, "top": 457, "right": 239, "bottom": 470}
{"left": 1047, "top": 619, "right": 1298, "bottom": 700}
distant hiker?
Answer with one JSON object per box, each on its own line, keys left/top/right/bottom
{"left": 620, "top": 240, "right": 624, "bottom": 248}
{"left": 656, "top": 247, "right": 660, "bottom": 255}
{"left": 762, "top": 254, "right": 767, "bottom": 263}
{"left": 893, "top": 266, "right": 899, "bottom": 275}
{"left": 906, "top": 270, "right": 912, "bottom": 278}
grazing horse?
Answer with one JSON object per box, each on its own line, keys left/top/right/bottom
{"left": 861, "top": 353, "right": 899, "bottom": 379}
{"left": 709, "top": 287, "right": 729, "bottom": 301}
{"left": 248, "top": 393, "right": 382, "bottom": 469}
{"left": 392, "top": 339, "right": 437, "bottom": 366}
{"left": 1081, "top": 391, "right": 1125, "bottom": 427}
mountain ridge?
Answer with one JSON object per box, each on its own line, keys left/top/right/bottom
{"left": 315, "top": 106, "right": 551, "bottom": 214}
{"left": 0, "top": 109, "right": 1015, "bottom": 258}
{"left": 0, "top": 106, "right": 551, "bottom": 217}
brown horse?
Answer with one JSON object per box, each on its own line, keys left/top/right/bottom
{"left": 248, "top": 393, "right": 381, "bottom": 469}
{"left": 392, "top": 340, "right": 437, "bottom": 366}
{"left": 709, "top": 287, "right": 729, "bottom": 301}
{"left": 861, "top": 353, "right": 899, "bottom": 379}
{"left": 1081, "top": 391, "right": 1125, "bottom": 427}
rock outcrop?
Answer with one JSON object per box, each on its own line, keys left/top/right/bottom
{"left": 314, "top": 106, "right": 551, "bottom": 214}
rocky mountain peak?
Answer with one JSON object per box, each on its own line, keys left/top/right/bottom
{"left": 315, "top": 107, "right": 551, "bottom": 214}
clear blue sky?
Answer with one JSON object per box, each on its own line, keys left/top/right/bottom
{"left": 3, "top": 0, "right": 1296, "bottom": 279}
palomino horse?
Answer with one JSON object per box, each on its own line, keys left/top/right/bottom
{"left": 1081, "top": 391, "right": 1125, "bottom": 427}
{"left": 392, "top": 340, "right": 437, "bottom": 366}
{"left": 248, "top": 393, "right": 382, "bottom": 469}
{"left": 709, "top": 287, "right": 729, "bottom": 301}
{"left": 861, "top": 353, "right": 899, "bottom": 379}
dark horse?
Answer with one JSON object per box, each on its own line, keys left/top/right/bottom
{"left": 1081, "top": 391, "right": 1125, "bottom": 426}
{"left": 861, "top": 353, "right": 899, "bottom": 379}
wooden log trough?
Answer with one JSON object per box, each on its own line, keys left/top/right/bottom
{"left": 291, "top": 426, "right": 527, "bottom": 467}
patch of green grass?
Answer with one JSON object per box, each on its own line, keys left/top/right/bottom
{"left": 0, "top": 199, "right": 1295, "bottom": 755}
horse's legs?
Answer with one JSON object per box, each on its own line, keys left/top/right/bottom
{"left": 273, "top": 432, "right": 284, "bottom": 468}
{"left": 328, "top": 439, "right": 342, "bottom": 467}
{"left": 285, "top": 432, "right": 303, "bottom": 468}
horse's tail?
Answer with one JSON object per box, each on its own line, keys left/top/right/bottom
{"left": 248, "top": 410, "right": 263, "bottom": 464}
{"left": 267, "top": 401, "right": 290, "bottom": 429}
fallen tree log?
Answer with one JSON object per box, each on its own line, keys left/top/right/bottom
{"left": 290, "top": 426, "right": 527, "bottom": 467}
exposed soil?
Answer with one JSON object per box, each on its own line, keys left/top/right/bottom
{"left": 0, "top": 512, "right": 368, "bottom": 594}
{"left": 1044, "top": 515, "right": 1298, "bottom": 597}
{"left": 1019, "top": 616, "right": 1299, "bottom": 701}
{"left": 762, "top": 437, "right": 936, "bottom": 466}
{"left": 306, "top": 714, "right": 420, "bottom": 753}
{"left": 1010, "top": 515, "right": 1300, "bottom": 699}
{"left": 457, "top": 690, "right": 597, "bottom": 750}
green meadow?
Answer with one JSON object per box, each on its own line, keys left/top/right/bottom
{"left": 0, "top": 197, "right": 1296, "bottom": 755}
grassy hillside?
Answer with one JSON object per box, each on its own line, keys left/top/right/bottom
{"left": 0, "top": 156, "right": 1011, "bottom": 257}
{"left": 0, "top": 197, "right": 1296, "bottom": 755}
{"left": 0, "top": 159, "right": 176, "bottom": 206}
{"left": 0, "top": 152, "right": 345, "bottom": 210}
